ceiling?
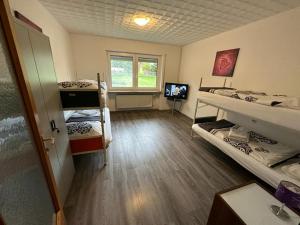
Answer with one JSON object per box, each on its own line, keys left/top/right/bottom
{"left": 39, "top": 0, "right": 300, "bottom": 46}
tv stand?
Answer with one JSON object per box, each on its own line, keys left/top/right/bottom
{"left": 167, "top": 97, "right": 183, "bottom": 115}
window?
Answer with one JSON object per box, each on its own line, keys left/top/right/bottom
{"left": 111, "top": 55, "right": 133, "bottom": 88}
{"left": 108, "top": 52, "right": 162, "bottom": 91}
{"left": 138, "top": 57, "right": 158, "bottom": 88}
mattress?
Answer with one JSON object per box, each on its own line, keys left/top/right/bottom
{"left": 66, "top": 108, "right": 112, "bottom": 155}
{"left": 192, "top": 124, "right": 300, "bottom": 188}
{"left": 197, "top": 91, "right": 300, "bottom": 133}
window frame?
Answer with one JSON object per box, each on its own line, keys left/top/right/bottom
{"left": 107, "top": 51, "right": 162, "bottom": 92}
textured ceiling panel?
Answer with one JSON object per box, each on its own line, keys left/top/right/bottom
{"left": 39, "top": 0, "right": 300, "bottom": 45}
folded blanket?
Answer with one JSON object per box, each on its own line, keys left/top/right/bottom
{"left": 198, "top": 119, "right": 235, "bottom": 132}
{"left": 66, "top": 116, "right": 100, "bottom": 123}
{"left": 72, "top": 110, "right": 100, "bottom": 117}
{"left": 66, "top": 110, "right": 102, "bottom": 123}
{"left": 228, "top": 125, "right": 250, "bottom": 143}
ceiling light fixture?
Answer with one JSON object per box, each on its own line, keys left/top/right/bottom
{"left": 133, "top": 16, "right": 150, "bottom": 26}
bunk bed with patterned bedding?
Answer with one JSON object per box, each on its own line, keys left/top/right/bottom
{"left": 63, "top": 108, "right": 112, "bottom": 155}
{"left": 58, "top": 74, "right": 111, "bottom": 165}
{"left": 197, "top": 88, "right": 300, "bottom": 132}
{"left": 192, "top": 85, "right": 300, "bottom": 188}
{"left": 58, "top": 79, "right": 107, "bottom": 109}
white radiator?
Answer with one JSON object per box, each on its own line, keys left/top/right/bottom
{"left": 115, "top": 95, "right": 153, "bottom": 110}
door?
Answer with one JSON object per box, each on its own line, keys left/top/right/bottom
{"left": 14, "top": 21, "right": 74, "bottom": 203}
{"left": 0, "top": 16, "right": 55, "bottom": 225}
{"left": 28, "top": 27, "right": 75, "bottom": 203}
{"left": 14, "top": 22, "right": 62, "bottom": 189}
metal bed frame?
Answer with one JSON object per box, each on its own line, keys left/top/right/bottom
{"left": 60, "top": 72, "right": 108, "bottom": 166}
{"left": 191, "top": 77, "right": 229, "bottom": 139}
{"left": 97, "top": 73, "right": 107, "bottom": 165}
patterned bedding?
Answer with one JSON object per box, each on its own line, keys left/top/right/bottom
{"left": 210, "top": 126, "right": 299, "bottom": 167}
{"left": 198, "top": 120, "right": 299, "bottom": 167}
{"left": 59, "top": 80, "right": 107, "bottom": 108}
{"left": 208, "top": 89, "right": 300, "bottom": 110}
{"left": 58, "top": 80, "right": 107, "bottom": 91}
{"left": 64, "top": 110, "right": 101, "bottom": 123}
{"left": 66, "top": 121, "right": 102, "bottom": 140}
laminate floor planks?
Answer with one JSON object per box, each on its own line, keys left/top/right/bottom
{"left": 64, "top": 110, "right": 259, "bottom": 225}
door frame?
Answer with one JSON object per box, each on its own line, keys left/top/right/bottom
{"left": 0, "top": 1, "right": 65, "bottom": 224}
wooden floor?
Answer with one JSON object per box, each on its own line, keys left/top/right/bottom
{"left": 64, "top": 110, "right": 258, "bottom": 225}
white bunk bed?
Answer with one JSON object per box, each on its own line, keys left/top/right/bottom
{"left": 58, "top": 73, "right": 111, "bottom": 165}
{"left": 192, "top": 84, "right": 300, "bottom": 189}
{"left": 197, "top": 91, "right": 300, "bottom": 133}
{"left": 192, "top": 124, "right": 300, "bottom": 188}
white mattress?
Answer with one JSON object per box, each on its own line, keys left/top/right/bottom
{"left": 198, "top": 91, "right": 300, "bottom": 132}
{"left": 192, "top": 124, "right": 300, "bottom": 188}
{"left": 103, "top": 108, "right": 112, "bottom": 143}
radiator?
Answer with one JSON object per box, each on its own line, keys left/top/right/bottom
{"left": 115, "top": 95, "right": 153, "bottom": 110}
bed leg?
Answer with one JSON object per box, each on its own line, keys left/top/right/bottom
{"left": 103, "top": 149, "right": 107, "bottom": 166}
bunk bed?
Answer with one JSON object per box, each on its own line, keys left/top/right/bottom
{"left": 191, "top": 79, "right": 300, "bottom": 189}
{"left": 64, "top": 108, "right": 112, "bottom": 155}
{"left": 58, "top": 74, "right": 111, "bottom": 165}
{"left": 196, "top": 90, "right": 300, "bottom": 132}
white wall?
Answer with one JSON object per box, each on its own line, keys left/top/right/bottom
{"left": 9, "top": 0, "right": 75, "bottom": 81}
{"left": 179, "top": 7, "right": 300, "bottom": 118}
{"left": 71, "top": 34, "right": 181, "bottom": 110}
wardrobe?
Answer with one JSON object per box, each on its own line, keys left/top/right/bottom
{"left": 13, "top": 19, "right": 74, "bottom": 204}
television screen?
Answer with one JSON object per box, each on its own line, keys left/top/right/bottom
{"left": 164, "top": 82, "right": 189, "bottom": 99}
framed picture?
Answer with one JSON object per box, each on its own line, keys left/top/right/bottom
{"left": 212, "top": 48, "right": 240, "bottom": 77}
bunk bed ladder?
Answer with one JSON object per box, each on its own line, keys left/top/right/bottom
{"left": 97, "top": 73, "right": 107, "bottom": 166}
{"left": 191, "top": 77, "right": 228, "bottom": 138}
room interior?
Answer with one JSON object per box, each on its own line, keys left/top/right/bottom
{"left": 1, "top": 0, "right": 300, "bottom": 224}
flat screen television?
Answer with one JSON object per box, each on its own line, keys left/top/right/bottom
{"left": 164, "top": 82, "right": 189, "bottom": 100}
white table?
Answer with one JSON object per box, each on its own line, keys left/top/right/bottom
{"left": 220, "top": 183, "right": 300, "bottom": 225}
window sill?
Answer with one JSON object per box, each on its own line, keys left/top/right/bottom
{"left": 108, "top": 90, "right": 161, "bottom": 94}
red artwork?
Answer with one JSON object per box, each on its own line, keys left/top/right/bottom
{"left": 212, "top": 48, "right": 240, "bottom": 77}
